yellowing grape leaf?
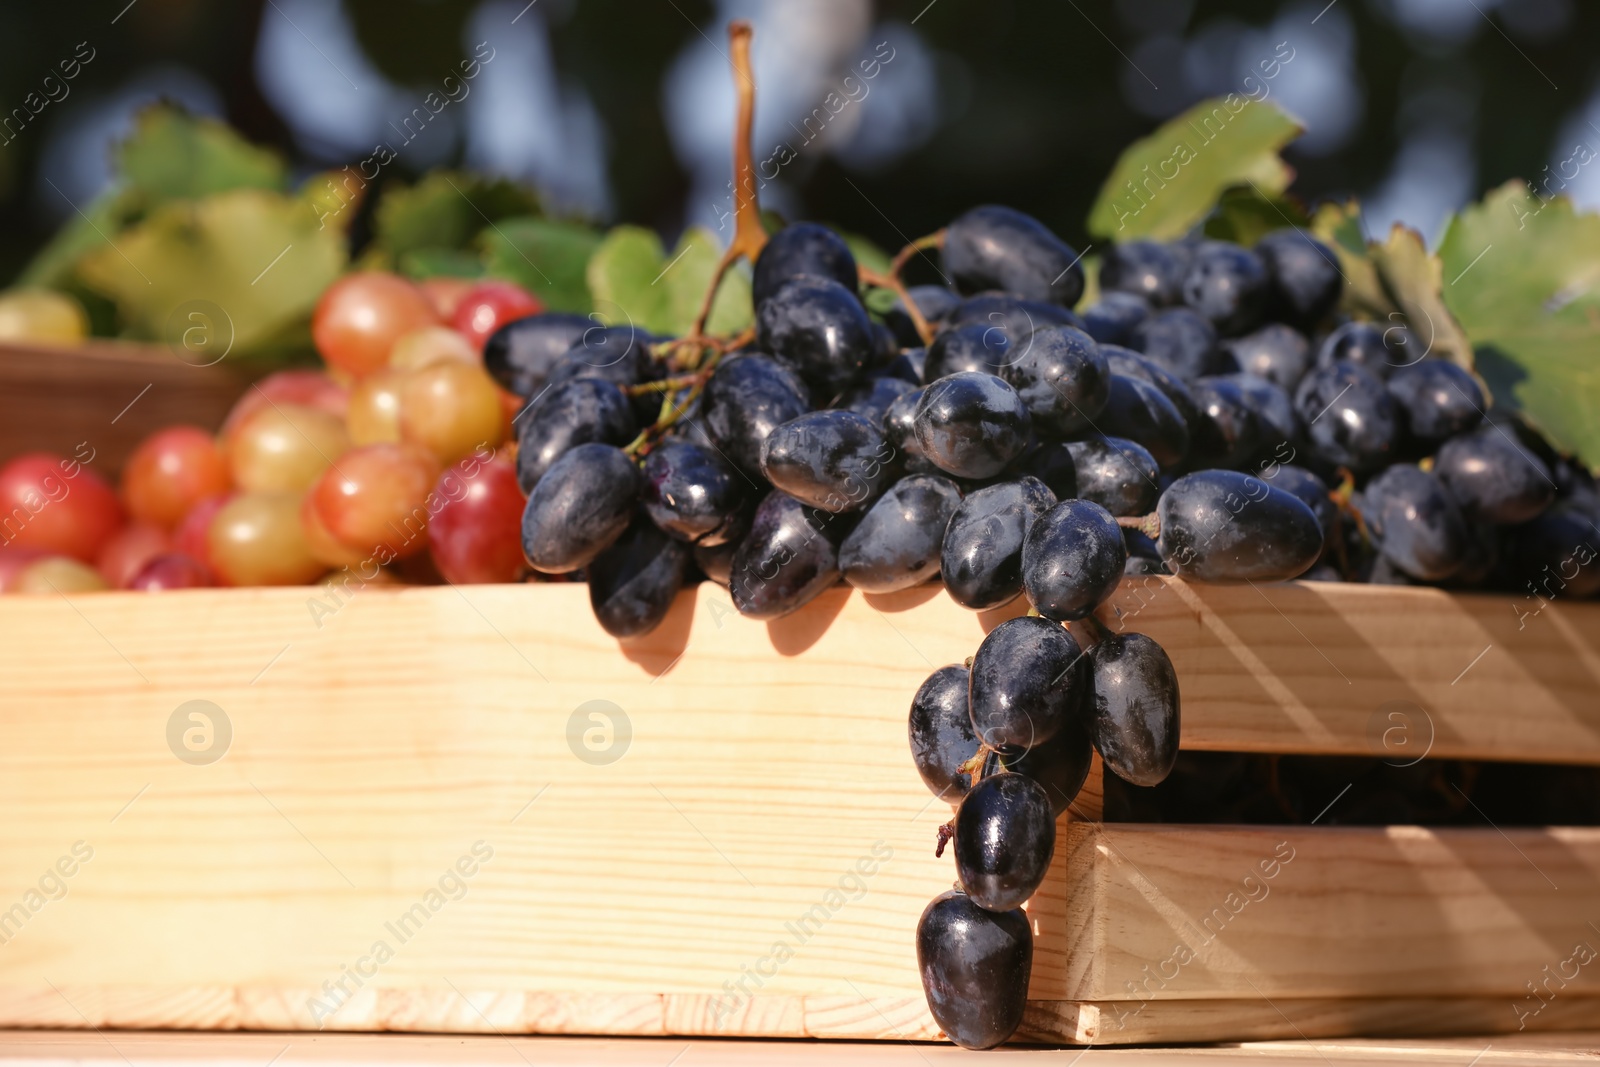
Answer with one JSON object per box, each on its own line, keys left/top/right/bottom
{"left": 1202, "top": 186, "right": 1309, "bottom": 246}
{"left": 76, "top": 188, "right": 345, "bottom": 357}
{"left": 481, "top": 217, "right": 603, "bottom": 313}
{"left": 1087, "top": 97, "right": 1303, "bottom": 242}
{"left": 586, "top": 226, "right": 752, "bottom": 337}
{"left": 373, "top": 171, "right": 540, "bottom": 264}
{"left": 1439, "top": 181, "right": 1600, "bottom": 470}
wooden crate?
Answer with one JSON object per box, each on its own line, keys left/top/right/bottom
{"left": 0, "top": 578, "right": 1597, "bottom": 1044}
{"left": 0, "top": 340, "right": 249, "bottom": 476}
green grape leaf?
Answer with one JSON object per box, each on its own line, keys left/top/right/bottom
{"left": 1368, "top": 224, "right": 1473, "bottom": 368}
{"left": 16, "top": 186, "right": 143, "bottom": 288}
{"left": 75, "top": 188, "right": 345, "bottom": 358}
{"left": 1202, "top": 186, "right": 1309, "bottom": 245}
{"left": 840, "top": 232, "right": 893, "bottom": 277}
{"left": 1087, "top": 97, "right": 1303, "bottom": 242}
{"left": 372, "top": 171, "right": 540, "bottom": 264}
{"left": 117, "top": 104, "right": 286, "bottom": 203}
{"left": 586, "top": 225, "right": 752, "bottom": 337}
{"left": 398, "top": 249, "right": 486, "bottom": 280}
{"left": 480, "top": 217, "right": 603, "bottom": 313}
{"left": 1439, "top": 181, "right": 1600, "bottom": 470}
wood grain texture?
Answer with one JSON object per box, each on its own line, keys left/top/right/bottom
{"left": 5, "top": 1030, "right": 1600, "bottom": 1066}
{"left": 0, "top": 581, "right": 1596, "bottom": 1043}
{"left": 0, "top": 340, "right": 248, "bottom": 476}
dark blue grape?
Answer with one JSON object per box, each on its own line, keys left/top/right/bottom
{"left": 1182, "top": 240, "right": 1269, "bottom": 335}
{"left": 913, "top": 373, "right": 1032, "bottom": 479}
{"left": 515, "top": 377, "right": 638, "bottom": 493}
{"left": 1021, "top": 499, "right": 1126, "bottom": 621}
{"left": 1081, "top": 292, "right": 1150, "bottom": 346}
{"left": 947, "top": 293, "right": 1081, "bottom": 345}
{"left": 1268, "top": 464, "right": 1335, "bottom": 544}
{"left": 1097, "top": 374, "right": 1191, "bottom": 469}
{"left": 544, "top": 328, "right": 663, "bottom": 424}
{"left": 1503, "top": 503, "right": 1600, "bottom": 601}
{"left": 885, "top": 285, "right": 961, "bottom": 348}
{"left": 943, "top": 205, "right": 1084, "bottom": 306}
{"left": 1435, "top": 426, "right": 1556, "bottom": 524}
{"left": 1089, "top": 632, "right": 1180, "bottom": 787}
{"left": 761, "top": 410, "right": 899, "bottom": 513}
{"left": 1315, "top": 321, "right": 1405, "bottom": 379}
{"left": 1067, "top": 436, "right": 1159, "bottom": 516}
{"left": 521, "top": 443, "right": 639, "bottom": 574}
{"left": 640, "top": 439, "right": 747, "bottom": 546}
{"left": 990, "top": 719, "right": 1093, "bottom": 816}
{"left": 839, "top": 474, "right": 962, "bottom": 593}
{"left": 841, "top": 375, "right": 917, "bottom": 426}
{"left": 969, "top": 615, "right": 1084, "bottom": 751}
{"left": 1156, "top": 469, "right": 1322, "bottom": 582}
{"left": 1012, "top": 441, "right": 1077, "bottom": 499}
{"left": 1255, "top": 229, "right": 1342, "bottom": 327}
{"left": 941, "top": 476, "right": 1056, "bottom": 611}
{"left": 882, "top": 347, "right": 927, "bottom": 385}
{"left": 756, "top": 276, "right": 875, "bottom": 396}
{"left": 1102, "top": 344, "right": 1205, "bottom": 431}
{"left": 693, "top": 539, "right": 736, "bottom": 586}
{"left": 1359, "top": 464, "right": 1469, "bottom": 581}
{"left": 916, "top": 890, "right": 1032, "bottom": 1051}
{"left": 1223, "top": 323, "right": 1311, "bottom": 391}
{"left": 752, "top": 222, "right": 858, "bottom": 307}
{"left": 1189, "top": 376, "right": 1265, "bottom": 468}
{"left": 701, "top": 354, "right": 811, "bottom": 478}
{"left": 1001, "top": 325, "right": 1110, "bottom": 437}
{"left": 1386, "top": 360, "right": 1484, "bottom": 448}
{"left": 1130, "top": 306, "right": 1222, "bottom": 380}
{"left": 587, "top": 516, "right": 692, "bottom": 638}
{"left": 728, "top": 491, "right": 847, "bottom": 619}
{"left": 1224, "top": 372, "right": 1299, "bottom": 450}
{"left": 909, "top": 665, "right": 980, "bottom": 803}
{"left": 925, "top": 322, "right": 1010, "bottom": 380}
{"left": 1123, "top": 527, "right": 1168, "bottom": 575}
{"left": 1100, "top": 240, "right": 1187, "bottom": 306}
{"left": 953, "top": 772, "right": 1055, "bottom": 912}
{"left": 483, "top": 311, "right": 593, "bottom": 398}
{"left": 1293, "top": 362, "right": 1401, "bottom": 472}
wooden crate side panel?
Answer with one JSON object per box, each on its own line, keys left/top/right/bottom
{"left": 1118, "top": 578, "right": 1600, "bottom": 765}
{"left": 1063, "top": 824, "right": 1600, "bottom": 1004}
{"left": 0, "top": 341, "right": 248, "bottom": 477}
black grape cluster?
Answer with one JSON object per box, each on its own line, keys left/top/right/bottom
{"left": 482, "top": 200, "right": 1596, "bottom": 1051}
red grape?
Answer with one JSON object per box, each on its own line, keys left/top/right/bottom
{"left": 398, "top": 361, "right": 506, "bottom": 465}
{"left": 313, "top": 272, "right": 440, "bottom": 378}
{"left": 451, "top": 280, "right": 541, "bottom": 350}
{"left": 428, "top": 454, "right": 527, "bottom": 584}
{"left": 0, "top": 452, "right": 124, "bottom": 562}
{"left": 304, "top": 443, "right": 441, "bottom": 563}
{"left": 0, "top": 548, "right": 48, "bottom": 592}
{"left": 97, "top": 522, "right": 172, "bottom": 588}
{"left": 129, "top": 553, "right": 212, "bottom": 591}
{"left": 389, "top": 326, "right": 478, "bottom": 372}
{"left": 122, "top": 425, "right": 231, "bottom": 530}
{"left": 10, "top": 557, "right": 108, "bottom": 594}
{"left": 419, "top": 276, "right": 473, "bottom": 321}
{"left": 347, "top": 369, "right": 405, "bottom": 446}
{"left": 228, "top": 403, "right": 351, "bottom": 493}
{"left": 172, "top": 493, "right": 232, "bottom": 578}
{"left": 222, "top": 371, "right": 349, "bottom": 450}
{"left": 207, "top": 492, "right": 325, "bottom": 586}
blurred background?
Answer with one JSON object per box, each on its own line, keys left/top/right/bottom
{"left": 0, "top": 0, "right": 1596, "bottom": 284}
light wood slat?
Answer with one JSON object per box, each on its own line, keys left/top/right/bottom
{"left": 0, "top": 581, "right": 1596, "bottom": 1043}
{"left": 1059, "top": 823, "right": 1600, "bottom": 1003}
